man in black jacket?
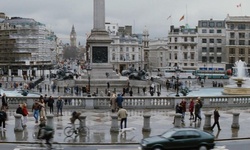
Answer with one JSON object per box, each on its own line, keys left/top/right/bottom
{"left": 0, "top": 107, "right": 7, "bottom": 131}
{"left": 211, "top": 107, "right": 221, "bottom": 131}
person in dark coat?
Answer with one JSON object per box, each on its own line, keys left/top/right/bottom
{"left": 116, "top": 94, "right": 124, "bottom": 108}
{"left": 0, "top": 107, "right": 7, "bottom": 131}
{"left": 211, "top": 107, "right": 221, "bottom": 131}
{"left": 1, "top": 93, "right": 8, "bottom": 110}
{"left": 193, "top": 100, "right": 202, "bottom": 122}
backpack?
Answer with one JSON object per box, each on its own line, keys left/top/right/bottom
{"left": 0, "top": 111, "right": 4, "bottom": 120}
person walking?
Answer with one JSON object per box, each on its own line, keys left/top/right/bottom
{"left": 22, "top": 103, "right": 29, "bottom": 127}
{"left": 48, "top": 96, "right": 54, "bottom": 114}
{"left": 180, "top": 99, "right": 187, "bottom": 122}
{"left": 1, "top": 93, "right": 8, "bottom": 110}
{"left": 117, "top": 107, "right": 128, "bottom": 129}
{"left": 173, "top": 103, "right": 182, "bottom": 124}
{"left": 211, "top": 107, "right": 221, "bottom": 131}
{"left": 32, "top": 100, "right": 40, "bottom": 123}
{"left": 110, "top": 93, "right": 117, "bottom": 113}
{"left": 116, "top": 94, "right": 124, "bottom": 109}
{"left": 38, "top": 99, "right": 46, "bottom": 120}
{"left": 193, "top": 100, "right": 202, "bottom": 123}
{"left": 0, "top": 107, "right": 7, "bottom": 131}
{"left": 56, "top": 96, "right": 63, "bottom": 116}
{"left": 189, "top": 98, "right": 194, "bottom": 120}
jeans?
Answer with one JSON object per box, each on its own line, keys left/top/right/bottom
{"left": 0, "top": 119, "right": 5, "bottom": 128}
{"left": 57, "top": 107, "right": 62, "bottom": 115}
{"left": 34, "top": 110, "right": 39, "bottom": 122}
{"left": 120, "top": 118, "right": 127, "bottom": 129}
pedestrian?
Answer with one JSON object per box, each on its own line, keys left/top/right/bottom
{"left": 1, "top": 93, "right": 8, "bottom": 110}
{"left": 38, "top": 99, "right": 46, "bottom": 120}
{"left": 0, "top": 107, "right": 7, "bottom": 131}
{"left": 110, "top": 93, "right": 117, "bottom": 113}
{"left": 193, "top": 100, "right": 202, "bottom": 123}
{"left": 211, "top": 107, "right": 221, "bottom": 131}
{"left": 197, "top": 97, "right": 203, "bottom": 120}
{"left": 48, "top": 96, "right": 54, "bottom": 114}
{"left": 107, "top": 82, "right": 110, "bottom": 89}
{"left": 16, "top": 104, "right": 23, "bottom": 125}
{"left": 173, "top": 103, "right": 182, "bottom": 124}
{"left": 116, "top": 94, "right": 124, "bottom": 109}
{"left": 117, "top": 107, "right": 128, "bottom": 129}
{"left": 129, "top": 89, "right": 133, "bottom": 96}
{"left": 180, "top": 99, "right": 187, "bottom": 122}
{"left": 22, "top": 103, "right": 29, "bottom": 127}
{"left": 56, "top": 96, "right": 63, "bottom": 116}
{"left": 32, "top": 100, "right": 40, "bottom": 123}
{"left": 189, "top": 98, "right": 194, "bottom": 120}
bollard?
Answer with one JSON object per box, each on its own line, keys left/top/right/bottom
{"left": 110, "top": 115, "right": 119, "bottom": 132}
{"left": 14, "top": 114, "right": 23, "bottom": 132}
{"left": 174, "top": 114, "right": 182, "bottom": 128}
{"left": 203, "top": 113, "right": 212, "bottom": 130}
{"left": 142, "top": 114, "right": 151, "bottom": 132}
{"left": 79, "top": 115, "right": 87, "bottom": 128}
{"left": 46, "top": 114, "right": 54, "bottom": 129}
{"left": 231, "top": 112, "right": 240, "bottom": 129}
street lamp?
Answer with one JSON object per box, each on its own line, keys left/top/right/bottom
{"left": 86, "top": 66, "right": 92, "bottom": 97}
{"left": 175, "top": 68, "right": 180, "bottom": 97}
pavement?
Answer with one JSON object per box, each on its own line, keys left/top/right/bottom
{"left": 1, "top": 107, "right": 250, "bottom": 144}
{"left": 0, "top": 76, "right": 249, "bottom": 145}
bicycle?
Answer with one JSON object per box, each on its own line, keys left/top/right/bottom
{"left": 64, "top": 119, "right": 89, "bottom": 138}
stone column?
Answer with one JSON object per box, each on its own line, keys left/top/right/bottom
{"left": 231, "top": 112, "right": 240, "bottom": 129}
{"left": 203, "top": 113, "right": 212, "bottom": 130}
{"left": 79, "top": 115, "right": 87, "bottom": 128}
{"left": 46, "top": 114, "right": 54, "bottom": 129}
{"left": 174, "top": 114, "right": 182, "bottom": 128}
{"left": 142, "top": 114, "right": 151, "bottom": 132}
{"left": 14, "top": 114, "right": 23, "bottom": 132}
{"left": 110, "top": 114, "right": 119, "bottom": 132}
{"left": 93, "top": 0, "right": 105, "bottom": 30}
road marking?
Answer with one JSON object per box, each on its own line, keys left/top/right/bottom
{"left": 212, "top": 145, "right": 229, "bottom": 150}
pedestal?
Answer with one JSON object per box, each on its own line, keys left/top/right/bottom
{"left": 46, "top": 114, "right": 54, "bottom": 129}
{"left": 231, "top": 113, "right": 240, "bottom": 129}
{"left": 110, "top": 115, "right": 119, "bottom": 132}
{"left": 142, "top": 114, "right": 151, "bottom": 132}
{"left": 203, "top": 113, "right": 212, "bottom": 130}
{"left": 14, "top": 114, "right": 23, "bottom": 132}
{"left": 174, "top": 114, "right": 182, "bottom": 128}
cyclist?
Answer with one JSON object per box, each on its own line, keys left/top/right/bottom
{"left": 37, "top": 120, "right": 54, "bottom": 148}
{"left": 70, "top": 111, "right": 81, "bottom": 124}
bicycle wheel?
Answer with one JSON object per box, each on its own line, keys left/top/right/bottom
{"left": 64, "top": 126, "right": 74, "bottom": 137}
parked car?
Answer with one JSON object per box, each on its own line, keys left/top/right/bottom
{"left": 139, "top": 128, "right": 215, "bottom": 150}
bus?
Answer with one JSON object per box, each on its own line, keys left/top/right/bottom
{"left": 193, "top": 70, "right": 229, "bottom": 79}
{"left": 164, "top": 69, "right": 196, "bottom": 79}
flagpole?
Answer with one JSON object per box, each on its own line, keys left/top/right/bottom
{"left": 186, "top": 4, "right": 188, "bottom": 28}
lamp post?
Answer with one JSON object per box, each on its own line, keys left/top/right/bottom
{"left": 204, "top": 64, "right": 206, "bottom": 79}
{"left": 86, "top": 66, "right": 92, "bottom": 97}
{"left": 175, "top": 68, "right": 180, "bottom": 97}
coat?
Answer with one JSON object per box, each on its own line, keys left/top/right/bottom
{"left": 189, "top": 100, "right": 194, "bottom": 112}
{"left": 214, "top": 110, "right": 220, "bottom": 122}
{"left": 117, "top": 108, "right": 128, "bottom": 119}
{"left": 110, "top": 94, "right": 117, "bottom": 111}
{"left": 116, "top": 94, "right": 123, "bottom": 108}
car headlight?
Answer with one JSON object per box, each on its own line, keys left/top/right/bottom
{"left": 141, "top": 143, "right": 147, "bottom": 147}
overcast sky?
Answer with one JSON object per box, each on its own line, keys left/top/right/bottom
{"left": 0, "top": 0, "right": 249, "bottom": 45}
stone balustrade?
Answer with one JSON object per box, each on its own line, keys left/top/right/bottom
{"left": 4, "top": 95, "right": 250, "bottom": 109}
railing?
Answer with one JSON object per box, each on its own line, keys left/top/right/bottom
{"left": 5, "top": 95, "right": 250, "bottom": 109}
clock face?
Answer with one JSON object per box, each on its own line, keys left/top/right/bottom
{"left": 92, "top": 46, "right": 108, "bottom": 63}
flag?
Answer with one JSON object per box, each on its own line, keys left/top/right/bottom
{"left": 237, "top": 3, "right": 241, "bottom": 7}
{"left": 167, "top": 15, "right": 171, "bottom": 20}
{"left": 179, "top": 15, "right": 184, "bottom": 21}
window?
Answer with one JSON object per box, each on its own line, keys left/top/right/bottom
{"left": 172, "top": 131, "right": 186, "bottom": 139}
{"left": 217, "top": 47, "right": 222, "bottom": 53}
{"left": 209, "top": 47, "right": 214, "bottom": 52}
{"left": 184, "top": 63, "right": 187, "bottom": 66}
{"left": 191, "top": 53, "right": 194, "bottom": 59}
{"left": 169, "top": 38, "right": 172, "bottom": 42}
{"left": 229, "top": 40, "right": 235, "bottom": 45}
{"left": 184, "top": 53, "right": 188, "bottom": 59}
{"left": 217, "top": 29, "right": 222, "bottom": 33}
{"left": 217, "top": 57, "right": 222, "bottom": 63}
{"left": 112, "top": 53, "right": 115, "bottom": 60}
{"left": 202, "top": 29, "right": 207, "bottom": 33}
{"left": 230, "top": 24, "right": 234, "bottom": 30}
{"left": 191, "top": 37, "right": 194, "bottom": 42}
{"left": 202, "top": 47, "right": 207, "bottom": 52}
{"left": 229, "top": 57, "right": 235, "bottom": 64}
{"left": 209, "top": 29, "right": 214, "bottom": 33}
{"left": 184, "top": 46, "right": 187, "bottom": 49}
{"left": 209, "top": 22, "right": 215, "bottom": 27}
{"left": 191, "top": 46, "right": 194, "bottom": 49}
{"left": 239, "top": 33, "right": 245, "bottom": 38}
{"left": 229, "top": 48, "right": 235, "bottom": 54}
{"left": 202, "top": 56, "right": 207, "bottom": 63}
{"left": 216, "top": 22, "right": 222, "bottom": 27}
{"left": 132, "top": 55, "right": 135, "bottom": 60}
{"left": 120, "top": 47, "right": 123, "bottom": 52}
{"left": 184, "top": 37, "right": 187, "bottom": 42}
{"left": 126, "top": 47, "right": 129, "bottom": 52}
{"left": 169, "top": 53, "right": 171, "bottom": 59}
{"left": 160, "top": 57, "right": 163, "bottom": 61}
{"left": 202, "top": 22, "right": 207, "bottom": 27}
{"left": 202, "top": 39, "right": 207, "bottom": 43}
{"left": 132, "top": 47, "right": 135, "bottom": 52}
{"left": 120, "top": 54, "right": 124, "bottom": 60}
{"left": 217, "top": 39, "right": 222, "bottom": 43}
{"left": 175, "top": 38, "right": 177, "bottom": 42}
{"left": 239, "top": 48, "right": 245, "bottom": 54}
{"left": 239, "top": 40, "right": 245, "bottom": 45}
{"left": 230, "top": 32, "right": 235, "bottom": 38}
{"left": 191, "top": 63, "right": 194, "bottom": 66}
{"left": 209, "top": 39, "right": 214, "bottom": 43}
{"left": 175, "top": 46, "right": 178, "bottom": 49}
{"left": 175, "top": 53, "right": 178, "bottom": 60}
{"left": 238, "top": 24, "right": 246, "bottom": 30}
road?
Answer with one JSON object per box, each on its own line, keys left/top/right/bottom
{"left": 5, "top": 139, "right": 250, "bottom": 150}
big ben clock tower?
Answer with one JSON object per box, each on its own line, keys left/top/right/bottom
{"left": 70, "top": 25, "right": 77, "bottom": 47}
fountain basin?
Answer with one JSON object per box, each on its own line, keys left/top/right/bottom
{"left": 223, "top": 85, "right": 250, "bottom": 95}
